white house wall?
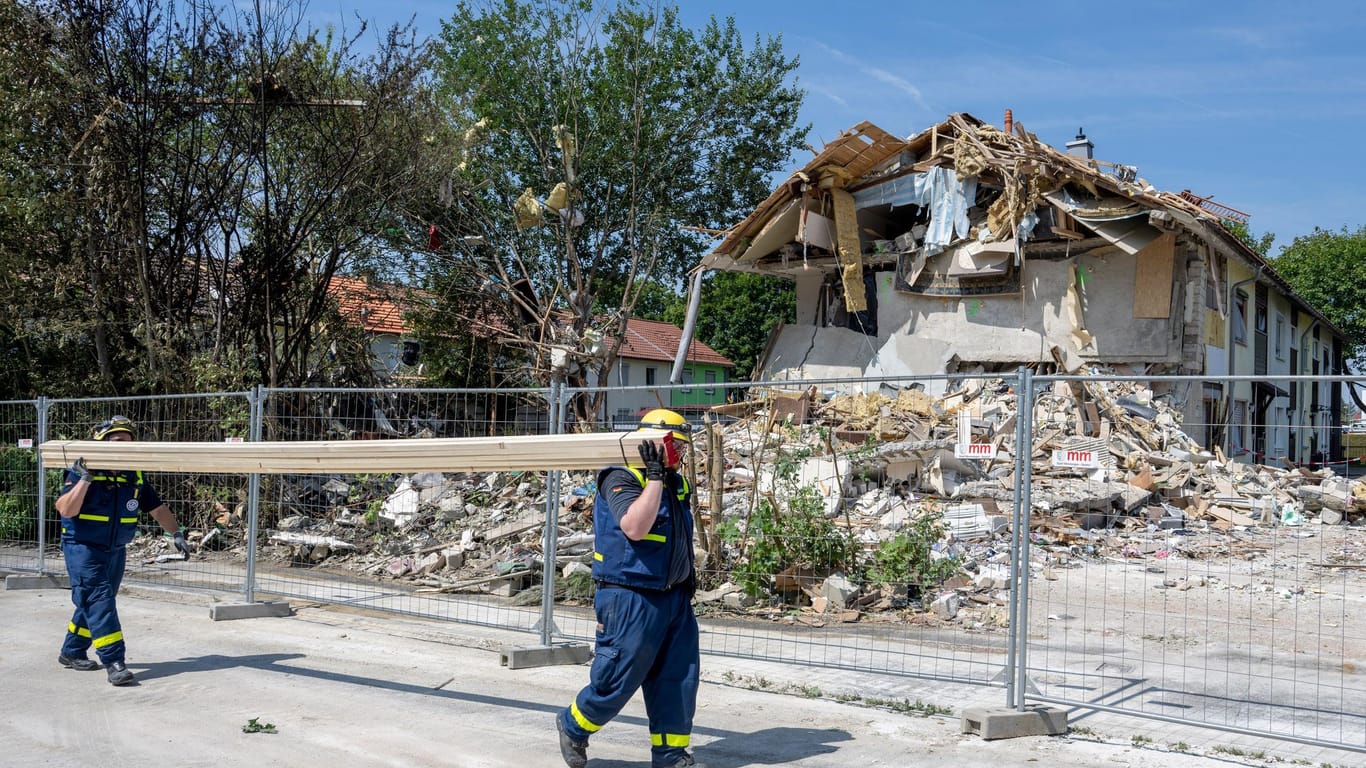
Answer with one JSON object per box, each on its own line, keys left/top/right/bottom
{"left": 599, "top": 358, "right": 673, "bottom": 429}
{"left": 761, "top": 249, "right": 1187, "bottom": 381}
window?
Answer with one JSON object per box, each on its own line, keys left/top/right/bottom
{"left": 704, "top": 370, "right": 717, "bottom": 395}
{"left": 1274, "top": 314, "right": 1285, "bottom": 361}
{"left": 1201, "top": 382, "right": 1223, "bottom": 449}
{"left": 619, "top": 363, "right": 630, "bottom": 386}
{"left": 1231, "top": 399, "right": 1248, "bottom": 455}
{"left": 1255, "top": 304, "right": 1267, "bottom": 334}
{"left": 1233, "top": 291, "right": 1248, "bottom": 345}
{"left": 645, "top": 367, "right": 656, "bottom": 386}
{"left": 680, "top": 368, "right": 693, "bottom": 394}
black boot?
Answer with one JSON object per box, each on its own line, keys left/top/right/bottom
{"left": 655, "top": 753, "right": 703, "bottom": 768}
{"left": 556, "top": 716, "right": 587, "bottom": 768}
{"left": 58, "top": 654, "right": 100, "bottom": 671}
{"left": 106, "top": 660, "right": 135, "bottom": 686}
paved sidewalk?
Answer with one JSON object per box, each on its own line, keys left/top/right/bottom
{"left": 0, "top": 585, "right": 1326, "bottom": 768}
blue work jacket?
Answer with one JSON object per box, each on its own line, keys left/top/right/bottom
{"left": 59, "top": 469, "right": 161, "bottom": 550}
{"left": 591, "top": 466, "right": 693, "bottom": 591}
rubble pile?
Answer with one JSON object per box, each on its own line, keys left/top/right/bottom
{"left": 175, "top": 378, "right": 1365, "bottom": 629}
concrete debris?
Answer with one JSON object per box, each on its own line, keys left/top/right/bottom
{"left": 153, "top": 377, "right": 1363, "bottom": 630}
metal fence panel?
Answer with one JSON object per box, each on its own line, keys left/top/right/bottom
{"left": 251, "top": 387, "right": 558, "bottom": 636}
{"left": 43, "top": 393, "right": 255, "bottom": 596}
{"left": 0, "top": 400, "right": 40, "bottom": 572}
{"left": 1021, "top": 374, "right": 1365, "bottom": 754}
{"left": 7, "top": 371, "right": 1362, "bottom": 757}
{"left": 562, "top": 374, "right": 1024, "bottom": 689}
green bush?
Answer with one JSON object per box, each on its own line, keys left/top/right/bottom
{"left": 0, "top": 495, "right": 35, "bottom": 540}
{"left": 722, "top": 487, "right": 856, "bottom": 600}
{"left": 866, "top": 506, "right": 960, "bottom": 597}
{"left": 0, "top": 447, "right": 38, "bottom": 541}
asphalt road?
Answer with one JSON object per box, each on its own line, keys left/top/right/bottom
{"left": 0, "top": 584, "right": 1283, "bottom": 768}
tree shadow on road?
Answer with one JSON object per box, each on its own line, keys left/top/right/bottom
{"left": 130, "top": 652, "right": 306, "bottom": 682}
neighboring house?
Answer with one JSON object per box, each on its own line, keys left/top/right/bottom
{"left": 600, "top": 317, "right": 734, "bottom": 429}
{"left": 329, "top": 276, "right": 426, "bottom": 380}
{"left": 695, "top": 113, "right": 1351, "bottom": 465}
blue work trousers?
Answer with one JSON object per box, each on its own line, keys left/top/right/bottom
{"left": 60, "top": 541, "right": 127, "bottom": 665}
{"left": 562, "top": 584, "right": 700, "bottom": 766}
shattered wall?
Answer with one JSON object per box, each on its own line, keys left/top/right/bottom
{"left": 759, "top": 243, "right": 1192, "bottom": 383}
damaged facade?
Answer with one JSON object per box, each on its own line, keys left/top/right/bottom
{"left": 693, "top": 113, "right": 1353, "bottom": 466}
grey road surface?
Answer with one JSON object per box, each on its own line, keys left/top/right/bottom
{"left": 0, "top": 585, "right": 1335, "bottom": 768}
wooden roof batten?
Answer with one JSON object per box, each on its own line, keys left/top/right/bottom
{"left": 39, "top": 431, "right": 677, "bottom": 474}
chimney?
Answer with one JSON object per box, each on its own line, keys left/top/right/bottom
{"left": 1066, "top": 128, "right": 1094, "bottom": 159}
{"left": 1003, "top": 108, "right": 1013, "bottom": 135}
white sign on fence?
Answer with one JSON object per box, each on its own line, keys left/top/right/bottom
{"left": 1051, "top": 448, "right": 1101, "bottom": 468}
{"left": 17, "top": 438, "right": 32, "bottom": 448}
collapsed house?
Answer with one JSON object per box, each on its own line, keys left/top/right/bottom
{"left": 688, "top": 113, "right": 1354, "bottom": 466}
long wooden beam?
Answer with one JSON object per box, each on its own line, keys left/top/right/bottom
{"left": 38, "top": 430, "right": 675, "bottom": 474}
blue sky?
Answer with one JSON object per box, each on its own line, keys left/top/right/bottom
{"left": 314, "top": 0, "right": 1366, "bottom": 253}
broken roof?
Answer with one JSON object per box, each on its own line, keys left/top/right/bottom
{"left": 699, "top": 112, "right": 1344, "bottom": 338}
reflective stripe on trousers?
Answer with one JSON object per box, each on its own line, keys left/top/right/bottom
{"left": 61, "top": 541, "right": 127, "bottom": 665}
{"left": 560, "top": 584, "right": 699, "bottom": 766}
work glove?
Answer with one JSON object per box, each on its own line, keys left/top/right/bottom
{"left": 638, "top": 440, "right": 666, "bottom": 482}
{"left": 172, "top": 530, "right": 192, "bottom": 557}
{"left": 70, "top": 457, "right": 94, "bottom": 483}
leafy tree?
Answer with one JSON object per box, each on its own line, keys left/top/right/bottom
{"left": 593, "top": 277, "right": 683, "bottom": 321}
{"left": 426, "top": 0, "right": 807, "bottom": 422}
{"left": 664, "top": 271, "right": 794, "bottom": 379}
{"left": 1222, "top": 219, "right": 1275, "bottom": 259}
{"left": 0, "top": 0, "right": 466, "bottom": 397}
{"left": 1271, "top": 226, "right": 1366, "bottom": 366}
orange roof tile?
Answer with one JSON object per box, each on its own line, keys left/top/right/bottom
{"left": 620, "top": 317, "right": 732, "bottom": 367}
{"left": 328, "top": 276, "right": 425, "bottom": 336}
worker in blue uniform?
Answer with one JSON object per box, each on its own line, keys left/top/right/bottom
{"left": 55, "top": 416, "right": 190, "bottom": 686}
{"left": 557, "top": 408, "right": 703, "bottom": 768}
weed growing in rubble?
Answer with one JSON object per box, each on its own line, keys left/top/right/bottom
{"left": 1168, "top": 741, "right": 1190, "bottom": 752}
{"left": 865, "top": 505, "right": 960, "bottom": 597}
{"left": 722, "top": 482, "right": 857, "bottom": 600}
{"left": 862, "top": 697, "right": 952, "bottom": 717}
{"left": 1212, "top": 745, "right": 1266, "bottom": 759}
{"left": 714, "top": 674, "right": 953, "bottom": 717}
{"left": 1130, "top": 734, "right": 1153, "bottom": 746}
{"left": 1068, "top": 725, "right": 1098, "bottom": 737}
{"left": 840, "top": 434, "right": 882, "bottom": 484}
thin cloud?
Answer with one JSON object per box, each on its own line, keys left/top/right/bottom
{"left": 805, "top": 41, "right": 934, "bottom": 115}
{"left": 866, "top": 68, "right": 921, "bottom": 99}
{"left": 1207, "top": 26, "right": 1278, "bottom": 49}
{"left": 807, "top": 83, "right": 849, "bottom": 108}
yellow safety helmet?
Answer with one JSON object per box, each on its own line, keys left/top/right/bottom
{"left": 637, "top": 408, "right": 691, "bottom": 443}
{"left": 93, "top": 415, "right": 137, "bottom": 441}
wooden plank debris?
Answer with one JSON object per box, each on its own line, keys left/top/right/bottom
{"left": 38, "top": 430, "right": 676, "bottom": 474}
